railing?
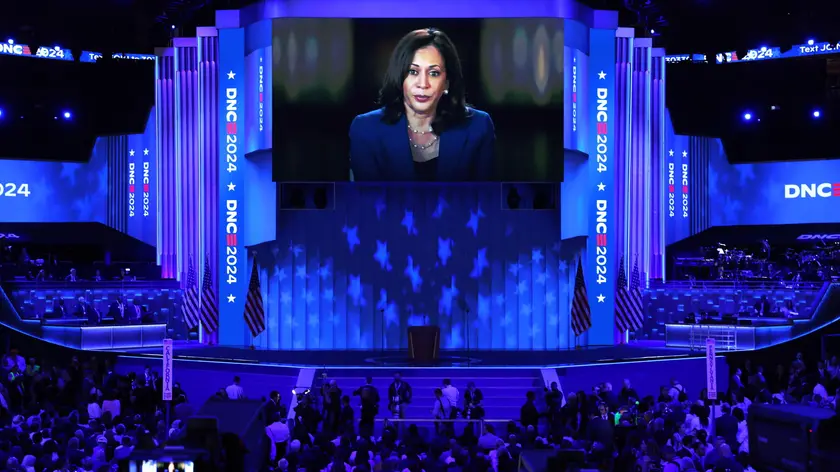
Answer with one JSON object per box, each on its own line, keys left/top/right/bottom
{"left": 649, "top": 280, "right": 825, "bottom": 290}
{"left": 2, "top": 280, "right": 180, "bottom": 290}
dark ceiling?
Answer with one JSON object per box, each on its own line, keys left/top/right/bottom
{"left": 4, "top": 0, "right": 837, "bottom": 56}
{"left": 0, "top": 0, "right": 246, "bottom": 54}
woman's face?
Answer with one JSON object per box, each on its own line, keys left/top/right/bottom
{"left": 403, "top": 45, "right": 448, "bottom": 116}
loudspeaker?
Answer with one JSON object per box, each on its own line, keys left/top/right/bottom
{"left": 748, "top": 403, "right": 840, "bottom": 472}
{"left": 518, "top": 449, "right": 563, "bottom": 472}
{"left": 185, "top": 416, "right": 220, "bottom": 456}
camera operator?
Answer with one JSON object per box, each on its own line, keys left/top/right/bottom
{"left": 292, "top": 390, "right": 319, "bottom": 437}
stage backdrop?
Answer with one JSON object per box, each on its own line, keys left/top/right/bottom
{"left": 250, "top": 184, "right": 585, "bottom": 351}
{"left": 0, "top": 141, "right": 108, "bottom": 223}
{"left": 709, "top": 148, "right": 840, "bottom": 226}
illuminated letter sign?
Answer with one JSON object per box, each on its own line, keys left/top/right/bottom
{"left": 587, "top": 28, "right": 616, "bottom": 345}
{"left": 681, "top": 151, "right": 689, "bottom": 218}
{"left": 218, "top": 28, "right": 247, "bottom": 344}
{"left": 784, "top": 183, "right": 840, "bottom": 198}
{"left": 128, "top": 149, "right": 137, "bottom": 218}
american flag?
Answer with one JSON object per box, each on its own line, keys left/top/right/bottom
{"left": 571, "top": 258, "right": 592, "bottom": 336}
{"left": 200, "top": 256, "right": 219, "bottom": 333}
{"left": 182, "top": 258, "right": 201, "bottom": 330}
{"left": 244, "top": 256, "right": 266, "bottom": 338}
{"left": 616, "top": 256, "right": 644, "bottom": 332}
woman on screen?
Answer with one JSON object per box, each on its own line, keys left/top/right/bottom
{"left": 349, "top": 28, "right": 495, "bottom": 182}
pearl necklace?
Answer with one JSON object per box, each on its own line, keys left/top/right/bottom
{"left": 408, "top": 124, "right": 437, "bottom": 151}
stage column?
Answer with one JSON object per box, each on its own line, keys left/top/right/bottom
{"left": 587, "top": 19, "right": 618, "bottom": 347}
{"left": 198, "top": 27, "right": 221, "bottom": 344}
{"left": 650, "top": 48, "right": 667, "bottom": 280}
{"left": 174, "top": 38, "right": 201, "bottom": 283}
{"left": 614, "top": 28, "right": 633, "bottom": 287}
{"left": 216, "top": 11, "right": 248, "bottom": 347}
{"left": 629, "top": 37, "right": 652, "bottom": 279}
{"left": 155, "top": 48, "right": 178, "bottom": 279}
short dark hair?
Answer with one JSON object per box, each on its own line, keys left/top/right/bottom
{"left": 377, "top": 27, "right": 471, "bottom": 134}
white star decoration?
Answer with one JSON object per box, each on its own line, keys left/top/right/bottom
{"left": 129, "top": 149, "right": 135, "bottom": 157}
{"left": 597, "top": 294, "right": 606, "bottom": 303}
{"left": 597, "top": 182, "right": 606, "bottom": 191}
{"left": 682, "top": 150, "right": 688, "bottom": 157}
{"left": 143, "top": 148, "right": 149, "bottom": 156}
{"left": 227, "top": 182, "right": 236, "bottom": 191}
{"left": 598, "top": 70, "right": 607, "bottom": 80}
{"left": 669, "top": 149, "right": 674, "bottom": 157}
{"left": 227, "top": 70, "right": 236, "bottom": 80}
{"left": 227, "top": 294, "right": 235, "bottom": 303}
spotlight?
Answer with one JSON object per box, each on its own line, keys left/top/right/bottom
{"left": 650, "top": 29, "right": 655, "bottom": 35}
{"left": 0, "top": 109, "right": 3, "bottom": 118}
{"left": 813, "top": 110, "right": 821, "bottom": 118}
{"left": 743, "top": 112, "right": 753, "bottom": 121}
{"left": 62, "top": 111, "right": 71, "bottom": 119}
{"left": 808, "top": 39, "right": 815, "bottom": 46}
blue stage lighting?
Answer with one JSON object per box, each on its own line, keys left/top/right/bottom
{"left": 743, "top": 112, "right": 752, "bottom": 121}
{"left": 813, "top": 110, "right": 821, "bottom": 118}
{"left": 0, "top": 109, "right": 3, "bottom": 118}
{"left": 808, "top": 39, "right": 815, "bottom": 46}
{"left": 63, "top": 111, "right": 71, "bottom": 119}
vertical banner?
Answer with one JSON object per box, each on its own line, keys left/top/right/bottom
{"left": 245, "top": 46, "right": 273, "bottom": 153}
{"left": 587, "top": 28, "right": 616, "bottom": 346}
{"left": 126, "top": 117, "right": 158, "bottom": 246}
{"left": 162, "top": 338, "right": 173, "bottom": 401}
{"left": 706, "top": 337, "right": 717, "bottom": 400}
{"left": 664, "top": 109, "right": 690, "bottom": 244}
{"left": 681, "top": 149, "right": 690, "bottom": 227}
{"left": 142, "top": 111, "right": 158, "bottom": 247}
{"left": 127, "top": 144, "right": 140, "bottom": 237}
{"left": 219, "top": 27, "right": 247, "bottom": 346}
{"left": 564, "top": 47, "right": 589, "bottom": 154}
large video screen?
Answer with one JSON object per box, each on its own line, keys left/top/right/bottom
{"left": 272, "top": 18, "right": 564, "bottom": 182}
{"left": 709, "top": 147, "right": 840, "bottom": 226}
{"left": 0, "top": 140, "right": 108, "bottom": 223}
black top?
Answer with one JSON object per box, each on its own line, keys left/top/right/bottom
{"left": 413, "top": 158, "right": 439, "bottom": 181}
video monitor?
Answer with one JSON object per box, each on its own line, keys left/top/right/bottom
{"left": 272, "top": 18, "right": 564, "bottom": 182}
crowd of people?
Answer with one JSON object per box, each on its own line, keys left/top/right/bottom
{"left": 0, "top": 347, "right": 191, "bottom": 471}
{"left": 1, "top": 341, "right": 838, "bottom": 471}
{"left": 255, "top": 357, "right": 839, "bottom": 472}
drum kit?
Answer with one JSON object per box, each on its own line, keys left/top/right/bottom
{"left": 676, "top": 239, "right": 840, "bottom": 282}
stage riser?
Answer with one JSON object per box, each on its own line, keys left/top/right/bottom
{"left": 320, "top": 369, "right": 543, "bottom": 427}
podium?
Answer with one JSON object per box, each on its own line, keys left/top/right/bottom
{"left": 407, "top": 326, "right": 440, "bottom": 363}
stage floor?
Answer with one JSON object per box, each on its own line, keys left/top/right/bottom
{"left": 109, "top": 340, "right": 700, "bottom": 368}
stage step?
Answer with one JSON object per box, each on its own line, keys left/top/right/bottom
{"left": 314, "top": 368, "right": 543, "bottom": 436}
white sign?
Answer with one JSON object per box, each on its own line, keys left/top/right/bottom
{"left": 162, "top": 338, "right": 173, "bottom": 401}
{"left": 706, "top": 337, "right": 717, "bottom": 400}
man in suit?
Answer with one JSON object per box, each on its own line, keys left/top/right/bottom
{"left": 109, "top": 296, "right": 128, "bottom": 324}
{"left": 50, "top": 298, "right": 68, "bottom": 319}
{"left": 619, "top": 378, "right": 639, "bottom": 406}
{"left": 65, "top": 268, "right": 78, "bottom": 282}
{"left": 75, "top": 297, "right": 100, "bottom": 325}
{"left": 754, "top": 294, "right": 772, "bottom": 316}
{"left": 715, "top": 405, "right": 739, "bottom": 451}
{"left": 387, "top": 372, "right": 411, "bottom": 419}
{"left": 127, "top": 302, "right": 142, "bottom": 325}
{"left": 586, "top": 402, "right": 615, "bottom": 452}
{"left": 264, "top": 391, "right": 286, "bottom": 426}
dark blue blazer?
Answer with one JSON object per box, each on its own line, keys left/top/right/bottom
{"left": 349, "top": 107, "right": 495, "bottom": 181}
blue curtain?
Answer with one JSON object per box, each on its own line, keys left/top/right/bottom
{"left": 251, "top": 184, "right": 584, "bottom": 351}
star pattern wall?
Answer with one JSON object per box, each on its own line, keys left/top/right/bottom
{"left": 250, "top": 184, "right": 585, "bottom": 351}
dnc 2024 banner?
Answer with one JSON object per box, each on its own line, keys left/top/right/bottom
{"left": 126, "top": 110, "right": 158, "bottom": 246}
{"left": 219, "top": 27, "right": 248, "bottom": 344}
{"left": 709, "top": 148, "right": 840, "bottom": 226}
{"left": 586, "top": 28, "right": 616, "bottom": 346}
